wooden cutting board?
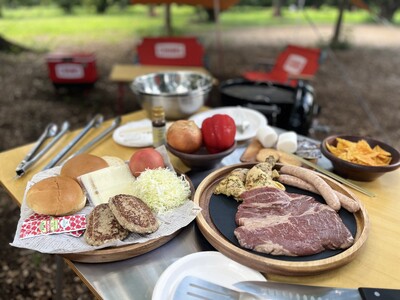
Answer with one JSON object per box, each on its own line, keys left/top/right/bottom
{"left": 240, "top": 138, "right": 263, "bottom": 162}
{"left": 194, "top": 162, "right": 369, "bottom": 276}
{"left": 241, "top": 138, "right": 305, "bottom": 166}
{"left": 62, "top": 232, "right": 179, "bottom": 263}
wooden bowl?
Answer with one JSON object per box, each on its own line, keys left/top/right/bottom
{"left": 166, "top": 142, "right": 237, "bottom": 170}
{"left": 321, "top": 135, "right": 400, "bottom": 181}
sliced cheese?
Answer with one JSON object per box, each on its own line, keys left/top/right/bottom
{"left": 79, "top": 164, "right": 136, "bottom": 206}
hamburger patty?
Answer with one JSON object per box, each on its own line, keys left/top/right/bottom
{"left": 109, "top": 194, "right": 159, "bottom": 234}
{"left": 84, "top": 203, "right": 129, "bottom": 246}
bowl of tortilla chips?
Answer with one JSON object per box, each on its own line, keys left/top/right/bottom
{"left": 321, "top": 135, "right": 400, "bottom": 181}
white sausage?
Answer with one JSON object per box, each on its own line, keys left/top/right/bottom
{"left": 280, "top": 165, "right": 341, "bottom": 211}
{"left": 278, "top": 174, "right": 360, "bottom": 213}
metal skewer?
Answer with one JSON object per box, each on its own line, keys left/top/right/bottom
{"left": 62, "top": 116, "right": 121, "bottom": 163}
{"left": 16, "top": 121, "right": 70, "bottom": 177}
{"left": 43, "top": 114, "right": 104, "bottom": 170}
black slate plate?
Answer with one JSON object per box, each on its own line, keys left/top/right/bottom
{"left": 209, "top": 186, "right": 357, "bottom": 262}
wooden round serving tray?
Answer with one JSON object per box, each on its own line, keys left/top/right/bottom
{"left": 194, "top": 162, "right": 369, "bottom": 276}
{"left": 62, "top": 174, "right": 195, "bottom": 263}
{"left": 62, "top": 232, "right": 179, "bottom": 263}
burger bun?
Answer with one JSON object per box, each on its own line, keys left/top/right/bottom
{"left": 26, "top": 175, "right": 86, "bottom": 216}
{"left": 61, "top": 153, "right": 108, "bottom": 181}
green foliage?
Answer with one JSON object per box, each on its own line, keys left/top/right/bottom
{"left": 0, "top": 4, "right": 398, "bottom": 51}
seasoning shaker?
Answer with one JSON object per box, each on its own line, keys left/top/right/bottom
{"left": 152, "top": 106, "right": 166, "bottom": 147}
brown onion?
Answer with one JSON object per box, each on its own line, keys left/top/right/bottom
{"left": 166, "top": 120, "right": 202, "bottom": 153}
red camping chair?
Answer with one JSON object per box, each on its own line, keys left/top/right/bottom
{"left": 242, "top": 45, "right": 322, "bottom": 87}
{"left": 113, "top": 37, "right": 206, "bottom": 113}
{"left": 136, "top": 36, "right": 205, "bottom": 67}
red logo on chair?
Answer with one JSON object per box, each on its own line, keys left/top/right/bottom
{"left": 283, "top": 54, "right": 307, "bottom": 74}
{"left": 155, "top": 43, "right": 186, "bottom": 59}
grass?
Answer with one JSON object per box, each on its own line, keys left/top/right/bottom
{"left": 0, "top": 4, "right": 395, "bottom": 50}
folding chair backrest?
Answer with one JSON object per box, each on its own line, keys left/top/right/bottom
{"left": 136, "top": 37, "right": 205, "bottom": 67}
{"left": 272, "top": 45, "right": 321, "bottom": 77}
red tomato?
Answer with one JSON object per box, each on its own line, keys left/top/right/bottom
{"left": 129, "top": 148, "right": 165, "bottom": 177}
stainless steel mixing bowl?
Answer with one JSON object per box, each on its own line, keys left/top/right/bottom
{"left": 130, "top": 71, "right": 213, "bottom": 119}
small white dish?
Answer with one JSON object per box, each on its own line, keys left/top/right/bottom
{"left": 112, "top": 119, "right": 153, "bottom": 147}
{"left": 189, "top": 107, "right": 267, "bottom": 141}
{"left": 152, "top": 251, "right": 266, "bottom": 300}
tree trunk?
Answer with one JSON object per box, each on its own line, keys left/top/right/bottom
{"left": 331, "top": 0, "right": 347, "bottom": 47}
{"left": 273, "top": 0, "right": 283, "bottom": 17}
{"left": 205, "top": 8, "right": 217, "bottom": 22}
{"left": 165, "top": 4, "right": 172, "bottom": 36}
{"left": 148, "top": 5, "right": 157, "bottom": 17}
{"left": 96, "top": 0, "right": 109, "bottom": 14}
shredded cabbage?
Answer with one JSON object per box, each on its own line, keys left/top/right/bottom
{"left": 131, "top": 168, "right": 191, "bottom": 213}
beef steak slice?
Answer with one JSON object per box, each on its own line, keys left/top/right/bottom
{"left": 234, "top": 187, "right": 354, "bottom": 256}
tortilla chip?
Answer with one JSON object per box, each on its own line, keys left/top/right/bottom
{"left": 326, "top": 138, "right": 392, "bottom": 166}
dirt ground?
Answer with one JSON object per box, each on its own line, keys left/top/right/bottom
{"left": 1, "top": 23, "right": 400, "bottom": 299}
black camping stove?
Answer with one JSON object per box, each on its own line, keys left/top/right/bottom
{"left": 219, "top": 79, "right": 319, "bottom": 136}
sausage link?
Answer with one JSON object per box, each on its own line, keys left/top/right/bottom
{"left": 334, "top": 191, "right": 360, "bottom": 212}
{"left": 280, "top": 165, "right": 341, "bottom": 211}
{"left": 278, "top": 174, "right": 360, "bottom": 213}
{"left": 278, "top": 174, "right": 317, "bottom": 193}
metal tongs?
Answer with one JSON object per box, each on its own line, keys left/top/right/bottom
{"left": 15, "top": 122, "right": 70, "bottom": 177}
{"left": 16, "top": 114, "right": 120, "bottom": 176}
{"left": 43, "top": 114, "right": 104, "bottom": 170}
{"left": 61, "top": 116, "right": 121, "bottom": 164}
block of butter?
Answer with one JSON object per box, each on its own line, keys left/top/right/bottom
{"left": 79, "top": 164, "right": 136, "bottom": 206}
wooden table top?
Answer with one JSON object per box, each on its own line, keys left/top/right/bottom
{"left": 269, "top": 172, "right": 400, "bottom": 288}
{"left": 1, "top": 110, "right": 400, "bottom": 290}
{"left": 0, "top": 110, "right": 156, "bottom": 204}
